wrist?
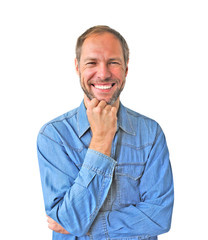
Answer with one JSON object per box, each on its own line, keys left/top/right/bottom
{"left": 89, "top": 137, "right": 113, "bottom": 156}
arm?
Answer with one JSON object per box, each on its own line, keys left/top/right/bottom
{"left": 37, "top": 130, "right": 116, "bottom": 237}
{"left": 89, "top": 126, "right": 174, "bottom": 239}
{"left": 37, "top": 98, "right": 118, "bottom": 237}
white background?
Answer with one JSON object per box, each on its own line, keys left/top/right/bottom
{"left": 0, "top": 0, "right": 207, "bottom": 239}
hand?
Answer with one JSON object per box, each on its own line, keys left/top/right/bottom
{"left": 47, "top": 216, "right": 70, "bottom": 234}
{"left": 85, "top": 97, "right": 118, "bottom": 156}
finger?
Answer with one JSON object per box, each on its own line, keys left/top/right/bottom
{"left": 97, "top": 100, "right": 107, "bottom": 109}
{"left": 88, "top": 98, "right": 99, "bottom": 109}
{"left": 103, "top": 104, "right": 112, "bottom": 112}
{"left": 47, "top": 216, "right": 55, "bottom": 224}
{"left": 48, "top": 222, "right": 54, "bottom": 230}
{"left": 48, "top": 220, "right": 58, "bottom": 231}
{"left": 93, "top": 101, "right": 107, "bottom": 115}
{"left": 111, "top": 106, "right": 117, "bottom": 114}
{"left": 48, "top": 221, "right": 70, "bottom": 234}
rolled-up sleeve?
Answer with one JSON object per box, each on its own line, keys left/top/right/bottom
{"left": 37, "top": 132, "right": 116, "bottom": 237}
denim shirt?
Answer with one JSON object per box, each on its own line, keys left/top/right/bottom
{"left": 37, "top": 101, "right": 174, "bottom": 240}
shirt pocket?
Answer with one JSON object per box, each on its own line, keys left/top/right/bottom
{"left": 115, "top": 163, "right": 145, "bottom": 206}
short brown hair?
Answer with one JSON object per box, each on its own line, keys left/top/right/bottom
{"left": 76, "top": 25, "right": 129, "bottom": 66}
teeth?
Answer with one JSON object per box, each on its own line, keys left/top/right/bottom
{"left": 94, "top": 85, "right": 112, "bottom": 89}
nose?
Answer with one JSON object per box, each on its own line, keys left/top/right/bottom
{"left": 97, "top": 63, "right": 112, "bottom": 80}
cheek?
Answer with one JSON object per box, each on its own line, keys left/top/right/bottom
{"left": 82, "top": 69, "right": 97, "bottom": 83}
{"left": 112, "top": 69, "right": 126, "bottom": 82}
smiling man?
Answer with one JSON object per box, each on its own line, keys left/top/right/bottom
{"left": 37, "top": 25, "right": 174, "bottom": 240}
{"left": 76, "top": 31, "right": 127, "bottom": 106}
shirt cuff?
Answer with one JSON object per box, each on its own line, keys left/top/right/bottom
{"left": 82, "top": 149, "right": 116, "bottom": 178}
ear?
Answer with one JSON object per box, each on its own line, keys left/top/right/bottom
{"left": 125, "top": 59, "right": 129, "bottom": 77}
{"left": 75, "top": 58, "right": 79, "bottom": 76}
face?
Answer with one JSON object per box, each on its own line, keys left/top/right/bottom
{"left": 75, "top": 32, "right": 128, "bottom": 105}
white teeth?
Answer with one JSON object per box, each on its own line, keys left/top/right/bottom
{"left": 94, "top": 85, "right": 112, "bottom": 89}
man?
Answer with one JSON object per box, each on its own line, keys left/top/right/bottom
{"left": 37, "top": 25, "right": 174, "bottom": 240}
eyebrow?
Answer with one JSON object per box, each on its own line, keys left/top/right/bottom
{"left": 108, "top": 58, "right": 123, "bottom": 63}
{"left": 83, "top": 58, "right": 97, "bottom": 63}
{"left": 83, "top": 57, "right": 123, "bottom": 63}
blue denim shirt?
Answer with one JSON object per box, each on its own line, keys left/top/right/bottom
{"left": 37, "top": 101, "right": 174, "bottom": 240}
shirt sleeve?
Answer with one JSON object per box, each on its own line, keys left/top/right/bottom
{"left": 37, "top": 131, "right": 116, "bottom": 237}
{"left": 89, "top": 126, "right": 174, "bottom": 239}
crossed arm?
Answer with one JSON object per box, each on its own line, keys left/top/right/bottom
{"left": 38, "top": 98, "right": 118, "bottom": 236}
{"left": 46, "top": 98, "right": 118, "bottom": 235}
{"left": 38, "top": 98, "right": 174, "bottom": 238}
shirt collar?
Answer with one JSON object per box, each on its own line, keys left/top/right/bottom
{"left": 117, "top": 102, "right": 136, "bottom": 136}
{"left": 77, "top": 100, "right": 90, "bottom": 138}
{"left": 77, "top": 100, "right": 136, "bottom": 138}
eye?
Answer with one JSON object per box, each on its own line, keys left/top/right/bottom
{"left": 109, "top": 61, "right": 120, "bottom": 65}
{"left": 86, "top": 62, "right": 96, "bottom": 65}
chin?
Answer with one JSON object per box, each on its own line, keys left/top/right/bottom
{"left": 96, "top": 97, "right": 112, "bottom": 104}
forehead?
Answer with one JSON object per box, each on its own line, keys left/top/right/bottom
{"left": 81, "top": 33, "right": 123, "bottom": 58}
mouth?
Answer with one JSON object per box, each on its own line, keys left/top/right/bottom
{"left": 91, "top": 83, "right": 116, "bottom": 90}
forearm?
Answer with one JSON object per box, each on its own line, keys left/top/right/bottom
{"left": 38, "top": 143, "right": 116, "bottom": 237}
{"left": 38, "top": 99, "right": 118, "bottom": 237}
{"left": 90, "top": 192, "right": 174, "bottom": 239}
{"left": 86, "top": 98, "right": 118, "bottom": 157}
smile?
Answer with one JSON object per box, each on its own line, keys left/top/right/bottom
{"left": 91, "top": 83, "right": 115, "bottom": 90}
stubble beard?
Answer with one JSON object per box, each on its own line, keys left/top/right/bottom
{"left": 80, "top": 77, "right": 126, "bottom": 105}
